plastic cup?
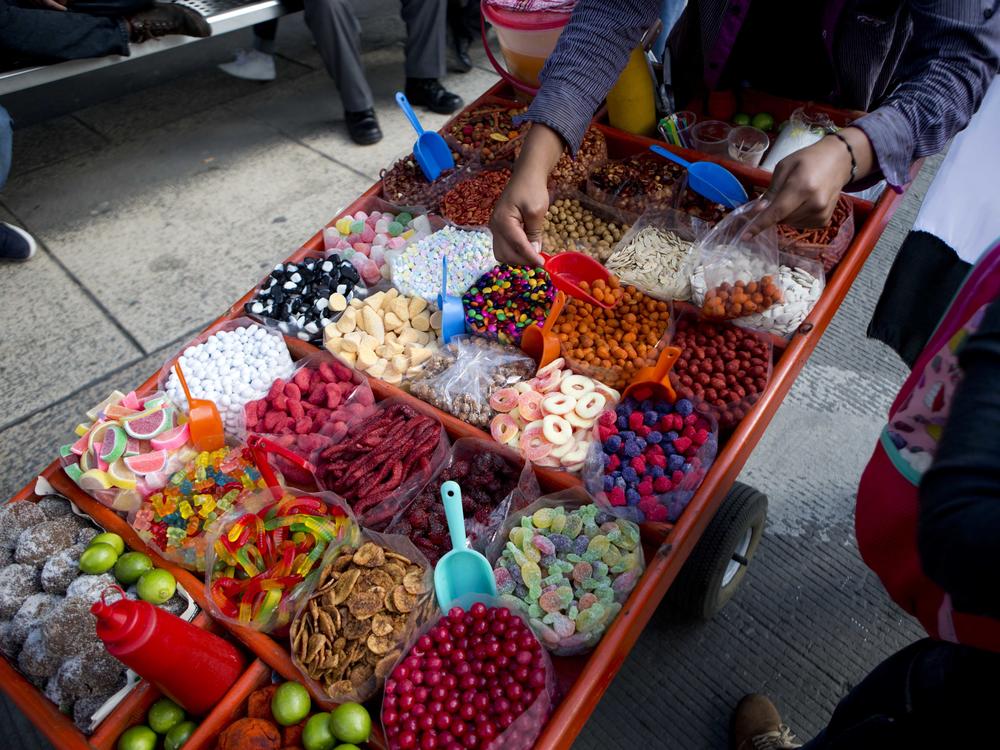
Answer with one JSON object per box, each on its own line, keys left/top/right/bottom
{"left": 689, "top": 120, "right": 732, "bottom": 156}
{"left": 727, "top": 126, "right": 770, "bottom": 167}
{"left": 658, "top": 111, "right": 697, "bottom": 148}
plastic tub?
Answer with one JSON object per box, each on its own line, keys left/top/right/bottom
{"left": 481, "top": 0, "right": 571, "bottom": 90}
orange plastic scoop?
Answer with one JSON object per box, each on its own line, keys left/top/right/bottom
{"left": 521, "top": 289, "right": 566, "bottom": 367}
{"left": 622, "top": 346, "right": 682, "bottom": 403}
{"left": 173, "top": 362, "right": 225, "bottom": 452}
{"left": 541, "top": 251, "right": 615, "bottom": 309}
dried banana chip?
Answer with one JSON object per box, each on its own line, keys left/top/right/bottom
{"left": 367, "top": 634, "right": 395, "bottom": 655}
{"left": 353, "top": 542, "right": 386, "bottom": 568}
{"left": 347, "top": 588, "right": 384, "bottom": 619}
{"left": 402, "top": 571, "right": 428, "bottom": 595}
{"left": 392, "top": 585, "right": 418, "bottom": 613}
{"left": 370, "top": 613, "right": 394, "bottom": 637}
{"left": 358, "top": 567, "right": 395, "bottom": 591}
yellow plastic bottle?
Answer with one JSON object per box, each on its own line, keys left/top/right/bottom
{"left": 607, "top": 46, "right": 657, "bottom": 137}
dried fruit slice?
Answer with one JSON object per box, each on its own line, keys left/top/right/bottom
{"left": 124, "top": 449, "right": 169, "bottom": 475}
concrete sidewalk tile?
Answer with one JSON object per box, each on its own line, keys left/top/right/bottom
{"left": 7, "top": 116, "right": 106, "bottom": 181}
{"left": 5, "top": 108, "right": 369, "bottom": 352}
{"left": 0, "top": 246, "right": 140, "bottom": 428}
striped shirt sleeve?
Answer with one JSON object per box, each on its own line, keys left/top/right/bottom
{"left": 522, "top": 0, "right": 661, "bottom": 153}
{"left": 852, "top": 0, "right": 1000, "bottom": 188}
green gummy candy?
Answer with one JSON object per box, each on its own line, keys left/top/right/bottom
{"left": 576, "top": 603, "right": 606, "bottom": 633}
{"left": 602, "top": 546, "right": 622, "bottom": 567}
{"left": 565, "top": 553, "right": 584, "bottom": 564}
{"left": 543, "top": 573, "right": 564, "bottom": 587}
{"left": 605, "top": 528, "right": 622, "bottom": 545}
{"left": 568, "top": 605, "right": 579, "bottom": 621}
{"left": 581, "top": 578, "right": 600, "bottom": 591}
{"left": 562, "top": 515, "right": 583, "bottom": 538}
{"left": 555, "top": 585, "right": 574, "bottom": 607}
{"left": 500, "top": 593, "right": 526, "bottom": 610}
{"left": 592, "top": 561, "right": 610, "bottom": 579}
{"left": 596, "top": 586, "right": 615, "bottom": 604}
{"left": 555, "top": 560, "right": 575, "bottom": 575}
{"left": 549, "top": 513, "right": 566, "bottom": 533}
{"left": 587, "top": 536, "right": 610, "bottom": 557}
{"left": 616, "top": 520, "right": 640, "bottom": 550}
{"left": 507, "top": 542, "right": 529, "bottom": 566}
{"left": 528, "top": 584, "right": 542, "bottom": 601}
{"left": 528, "top": 602, "right": 543, "bottom": 619}
{"left": 611, "top": 558, "right": 635, "bottom": 574}
{"left": 520, "top": 516, "right": 534, "bottom": 530}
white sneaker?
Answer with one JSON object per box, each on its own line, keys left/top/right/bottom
{"left": 218, "top": 49, "right": 276, "bottom": 81}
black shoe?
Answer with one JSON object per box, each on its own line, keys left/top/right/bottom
{"left": 451, "top": 36, "right": 473, "bottom": 73}
{"left": 345, "top": 108, "right": 383, "bottom": 145}
{"left": 128, "top": 2, "right": 211, "bottom": 43}
{"left": 405, "top": 78, "right": 464, "bottom": 115}
{"left": 0, "top": 222, "right": 37, "bottom": 262}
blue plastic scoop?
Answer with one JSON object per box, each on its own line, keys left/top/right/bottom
{"left": 437, "top": 256, "right": 466, "bottom": 344}
{"left": 649, "top": 144, "right": 748, "bottom": 209}
{"left": 433, "top": 481, "right": 497, "bottom": 610}
{"left": 396, "top": 91, "right": 455, "bottom": 182}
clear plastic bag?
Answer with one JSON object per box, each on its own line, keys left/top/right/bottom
{"left": 314, "top": 398, "right": 450, "bottom": 528}
{"left": 586, "top": 153, "right": 687, "bottom": 215}
{"left": 668, "top": 309, "right": 774, "bottom": 431}
{"left": 722, "top": 253, "right": 825, "bottom": 339}
{"left": 128, "top": 443, "right": 271, "bottom": 571}
{"left": 235, "top": 350, "right": 376, "bottom": 489}
{"left": 760, "top": 107, "right": 834, "bottom": 172}
{"left": 386, "top": 224, "right": 494, "bottom": 302}
{"left": 158, "top": 317, "right": 296, "bottom": 438}
{"left": 777, "top": 194, "right": 855, "bottom": 272}
{"left": 444, "top": 101, "right": 528, "bottom": 163}
{"left": 379, "top": 137, "right": 472, "bottom": 212}
{"left": 605, "top": 208, "right": 706, "bottom": 302}
{"left": 486, "top": 489, "right": 645, "bottom": 657}
{"left": 385, "top": 436, "right": 541, "bottom": 565}
{"left": 511, "top": 124, "right": 607, "bottom": 192}
{"left": 582, "top": 397, "right": 718, "bottom": 524}
{"left": 204, "top": 488, "right": 361, "bottom": 634}
{"left": 695, "top": 201, "right": 783, "bottom": 321}
{"left": 542, "top": 190, "right": 636, "bottom": 263}
{"left": 381, "top": 594, "right": 557, "bottom": 750}
{"left": 58, "top": 389, "right": 196, "bottom": 513}
{"left": 408, "top": 336, "right": 537, "bottom": 428}
{"left": 289, "top": 530, "right": 437, "bottom": 704}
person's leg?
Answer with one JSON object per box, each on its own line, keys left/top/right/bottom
{"left": 302, "top": 0, "right": 373, "bottom": 113}
{"left": 253, "top": 19, "right": 279, "bottom": 55}
{"left": 0, "top": 106, "right": 37, "bottom": 263}
{"left": 0, "top": 0, "right": 129, "bottom": 62}
{"left": 401, "top": 0, "right": 462, "bottom": 113}
{"left": 61, "top": 0, "right": 153, "bottom": 17}
{"left": 0, "top": 105, "right": 11, "bottom": 191}
{"left": 219, "top": 19, "right": 279, "bottom": 81}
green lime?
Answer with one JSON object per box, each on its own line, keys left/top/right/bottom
{"left": 732, "top": 112, "right": 751, "bottom": 126}
{"left": 303, "top": 713, "right": 337, "bottom": 750}
{"left": 89, "top": 532, "right": 125, "bottom": 555}
{"left": 164, "top": 720, "right": 198, "bottom": 750}
{"left": 148, "top": 697, "right": 185, "bottom": 734}
{"left": 751, "top": 112, "right": 776, "bottom": 131}
{"left": 271, "top": 682, "right": 312, "bottom": 726}
{"left": 117, "top": 725, "right": 157, "bottom": 750}
{"left": 329, "top": 702, "right": 371, "bottom": 745}
{"left": 137, "top": 569, "right": 176, "bottom": 605}
{"left": 333, "top": 745, "right": 361, "bottom": 750}
{"left": 114, "top": 551, "right": 154, "bottom": 585}
{"left": 80, "top": 543, "right": 119, "bottom": 574}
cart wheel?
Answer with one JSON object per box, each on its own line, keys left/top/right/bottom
{"left": 667, "top": 482, "right": 767, "bottom": 620}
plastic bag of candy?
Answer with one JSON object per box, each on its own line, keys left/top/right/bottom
{"left": 408, "top": 336, "right": 537, "bottom": 428}
{"left": 314, "top": 399, "right": 450, "bottom": 528}
{"left": 235, "top": 350, "right": 376, "bottom": 489}
{"left": 204, "top": 488, "right": 361, "bottom": 633}
{"left": 486, "top": 488, "right": 645, "bottom": 657}
{"left": 386, "top": 437, "right": 541, "bottom": 565}
{"left": 59, "top": 389, "right": 197, "bottom": 513}
{"left": 695, "top": 201, "right": 783, "bottom": 321}
{"left": 541, "top": 190, "right": 636, "bottom": 263}
{"left": 128, "top": 444, "right": 271, "bottom": 571}
{"left": 157, "top": 317, "right": 296, "bottom": 439}
{"left": 444, "top": 101, "right": 528, "bottom": 163}
{"left": 381, "top": 594, "right": 557, "bottom": 750}
{"left": 379, "top": 140, "right": 471, "bottom": 212}
{"left": 582, "top": 395, "right": 718, "bottom": 524}
{"left": 586, "top": 152, "right": 686, "bottom": 215}
{"left": 777, "top": 194, "right": 855, "bottom": 273}
{"left": 289, "top": 530, "right": 437, "bottom": 704}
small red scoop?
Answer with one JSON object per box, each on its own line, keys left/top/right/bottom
{"left": 622, "top": 346, "right": 683, "bottom": 403}
{"left": 541, "top": 251, "right": 616, "bottom": 309}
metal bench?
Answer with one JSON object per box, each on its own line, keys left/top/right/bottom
{"left": 0, "top": 0, "right": 290, "bottom": 96}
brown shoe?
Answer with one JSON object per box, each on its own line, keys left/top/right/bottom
{"left": 128, "top": 3, "right": 211, "bottom": 43}
{"left": 731, "top": 694, "right": 803, "bottom": 750}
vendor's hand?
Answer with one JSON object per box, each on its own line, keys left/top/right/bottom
{"left": 490, "top": 122, "right": 565, "bottom": 267}
{"left": 750, "top": 127, "right": 874, "bottom": 234}
{"left": 490, "top": 171, "right": 549, "bottom": 267}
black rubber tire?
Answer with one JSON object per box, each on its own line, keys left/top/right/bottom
{"left": 667, "top": 481, "right": 768, "bottom": 620}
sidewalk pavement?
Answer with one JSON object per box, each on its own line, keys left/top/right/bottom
{"left": 0, "top": 10, "right": 936, "bottom": 748}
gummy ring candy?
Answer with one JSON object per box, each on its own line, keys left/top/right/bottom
{"left": 517, "top": 391, "right": 544, "bottom": 421}
{"left": 575, "top": 391, "right": 607, "bottom": 420}
{"left": 533, "top": 454, "right": 561, "bottom": 467}
{"left": 594, "top": 382, "right": 621, "bottom": 404}
{"left": 537, "top": 357, "right": 565, "bottom": 377}
{"left": 533, "top": 368, "right": 562, "bottom": 393}
{"left": 561, "top": 441, "right": 589, "bottom": 465}
{"left": 490, "top": 414, "right": 520, "bottom": 445}
{"left": 514, "top": 381, "right": 534, "bottom": 394}
{"left": 489, "top": 388, "right": 520, "bottom": 413}
{"left": 564, "top": 410, "right": 594, "bottom": 429}
{"left": 550, "top": 438, "right": 576, "bottom": 458}
{"left": 542, "top": 414, "right": 572, "bottom": 445}
{"left": 519, "top": 422, "right": 553, "bottom": 461}
{"left": 541, "top": 393, "right": 575, "bottom": 416}
{"left": 560, "top": 374, "right": 595, "bottom": 398}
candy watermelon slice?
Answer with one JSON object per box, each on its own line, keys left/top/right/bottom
{"left": 104, "top": 403, "right": 142, "bottom": 420}
{"left": 59, "top": 443, "right": 75, "bottom": 459}
{"left": 86, "top": 390, "right": 125, "bottom": 422}
{"left": 150, "top": 423, "right": 190, "bottom": 451}
{"left": 121, "top": 391, "right": 143, "bottom": 410}
{"left": 69, "top": 431, "right": 90, "bottom": 455}
{"left": 79, "top": 450, "right": 93, "bottom": 472}
{"left": 124, "top": 450, "right": 169, "bottom": 475}
{"left": 107, "top": 459, "right": 137, "bottom": 490}
{"left": 123, "top": 408, "right": 170, "bottom": 439}
{"left": 96, "top": 456, "right": 110, "bottom": 472}
{"left": 99, "top": 425, "right": 128, "bottom": 463}
{"left": 142, "top": 395, "right": 167, "bottom": 410}
{"left": 64, "top": 463, "right": 84, "bottom": 484}
{"left": 78, "top": 468, "right": 112, "bottom": 492}
{"left": 87, "top": 421, "right": 112, "bottom": 455}
{"left": 124, "top": 437, "right": 142, "bottom": 457}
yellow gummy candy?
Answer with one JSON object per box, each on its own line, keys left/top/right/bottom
{"left": 335, "top": 217, "right": 353, "bottom": 235}
{"left": 198, "top": 498, "right": 216, "bottom": 518}
{"left": 179, "top": 500, "right": 194, "bottom": 519}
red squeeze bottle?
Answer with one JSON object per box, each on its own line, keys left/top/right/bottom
{"left": 91, "top": 587, "right": 245, "bottom": 715}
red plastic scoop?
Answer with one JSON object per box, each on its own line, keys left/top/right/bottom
{"left": 622, "top": 346, "right": 682, "bottom": 403}
{"left": 541, "top": 251, "right": 616, "bottom": 309}
{"left": 173, "top": 362, "right": 225, "bottom": 452}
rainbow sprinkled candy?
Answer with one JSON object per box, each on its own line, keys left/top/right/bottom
{"left": 462, "top": 264, "right": 554, "bottom": 345}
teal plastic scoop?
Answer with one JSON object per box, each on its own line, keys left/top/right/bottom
{"left": 437, "top": 256, "right": 466, "bottom": 344}
{"left": 433, "top": 481, "right": 497, "bottom": 610}
{"left": 649, "top": 144, "right": 748, "bottom": 209}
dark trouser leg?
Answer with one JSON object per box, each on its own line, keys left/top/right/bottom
{"left": 63, "top": 0, "right": 152, "bottom": 17}
{"left": 0, "top": 1, "right": 129, "bottom": 62}
{"left": 447, "top": 0, "right": 477, "bottom": 43}
{"left": 252, "top": 19, "right": 279, "bottom": 54}
{"left": 801, "top": 639, "right": 1000, "bottom": 749}
{"left": 302, "top": 0, "right": 373, "bottom": 112}
{"left": 400, "top": 0, "right": 446, "bottom": 79}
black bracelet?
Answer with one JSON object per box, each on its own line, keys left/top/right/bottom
{"left": 830, "top": 131, "right": 857, "bottom": 183}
